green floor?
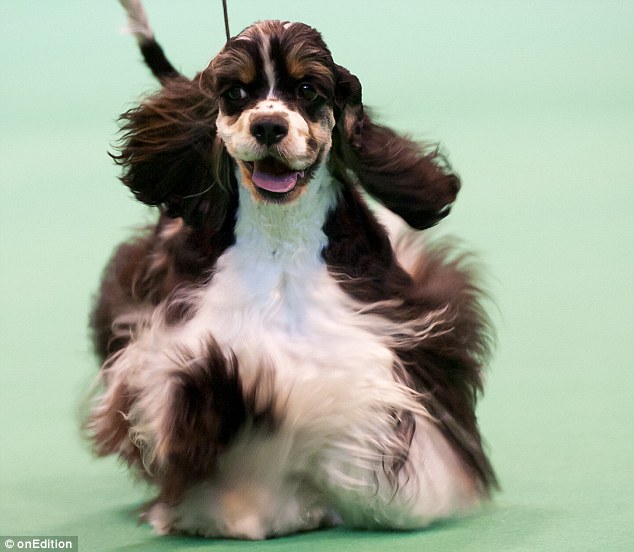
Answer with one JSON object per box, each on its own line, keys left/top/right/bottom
{"left": 1, "top": 1, "right": 632, "bottom": 550}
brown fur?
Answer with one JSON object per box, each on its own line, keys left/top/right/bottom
{"left": 148, "top": 340, "right": 246, "bottom": 501}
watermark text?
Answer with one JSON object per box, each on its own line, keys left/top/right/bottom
{"left": 2, "top": 537, "right": 78, "bottom": 551}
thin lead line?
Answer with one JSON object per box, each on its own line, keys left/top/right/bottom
{"left": 222, "top": 0, "right": 231, "bottom": 41}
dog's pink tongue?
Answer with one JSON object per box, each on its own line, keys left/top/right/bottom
{"left": 252, "top": 170, "right": 299, "bottom": 193}
{"left": 252, "top": 159, "right": 302, "bottom": 193}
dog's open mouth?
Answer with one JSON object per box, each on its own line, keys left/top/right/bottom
{"left": 242, "top": 157, "right": 310, "bottom": 201}
{"left": 252, "top": 158, "right": 304, "bottom": 193}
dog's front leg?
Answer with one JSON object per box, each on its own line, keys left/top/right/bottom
{"left": 89, "top": 331, "right": 242, "bottom": 491}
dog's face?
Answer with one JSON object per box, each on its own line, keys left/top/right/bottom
{"left": 211, "top": 21, "right": 340, "bottom": 204}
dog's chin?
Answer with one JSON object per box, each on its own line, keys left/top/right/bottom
{"left": 237, "top": 157, "right": 318, "bottom": 205}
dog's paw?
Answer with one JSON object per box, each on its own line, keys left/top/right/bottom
{"left": 146, "top": 480, "right": 336, "bottom": 539}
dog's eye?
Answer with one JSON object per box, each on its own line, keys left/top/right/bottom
{"left": 297, "top": 82, "right": 320, "bottom": 102}
{"left": 226, "top": 86, "right": 248, "bottom": 101}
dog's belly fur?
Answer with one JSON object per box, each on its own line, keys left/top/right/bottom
{"left": 97, "top": 170, "right": 481, "bottom": 538}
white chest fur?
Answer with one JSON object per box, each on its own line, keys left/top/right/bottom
{"left": 175, "top": 165, "right": 404, "bottom": 407}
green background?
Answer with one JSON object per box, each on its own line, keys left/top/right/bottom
{"left": 1, "top": 1, "right": 632, "bottom": 550}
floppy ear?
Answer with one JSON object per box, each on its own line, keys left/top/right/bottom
{"left": 332, "top": 65, "right": 460, "bottom": 230}
{"left": 112, "top": 74, "right": 233, "bottom": 228}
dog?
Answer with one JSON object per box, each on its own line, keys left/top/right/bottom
{"left": 85, "top": 0, "right": 497, "bottom": 539}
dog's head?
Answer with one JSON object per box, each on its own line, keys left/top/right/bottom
{"left": 114, "top": 20, "right": 459, "bottom": 228}
{"left": 212, "top": 20, "right": 348, "bottom": 205}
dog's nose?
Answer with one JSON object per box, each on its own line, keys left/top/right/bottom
{"left": 250, "top": 116, "right": 288, "bottom": 147}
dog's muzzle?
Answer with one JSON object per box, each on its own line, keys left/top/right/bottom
{"left": 245, "top": 114, "right": 306, "bottom": 195}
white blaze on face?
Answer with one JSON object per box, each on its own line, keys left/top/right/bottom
{"left": 260, "top": 33, "right": 277, "bottom": 99}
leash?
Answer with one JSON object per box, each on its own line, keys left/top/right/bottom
{"left": 222, "top": 0, "right": 231, "bottom": 41}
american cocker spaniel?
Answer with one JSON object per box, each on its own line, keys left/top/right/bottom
{"left": 86, "top": 0, "right": 497, "bottom": 539}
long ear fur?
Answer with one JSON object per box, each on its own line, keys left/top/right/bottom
{"left": 332, "top": 66, "right": 460, "bottom": 230}
{"left": 112, "top": 74, "right": 233, "bottom": 227}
